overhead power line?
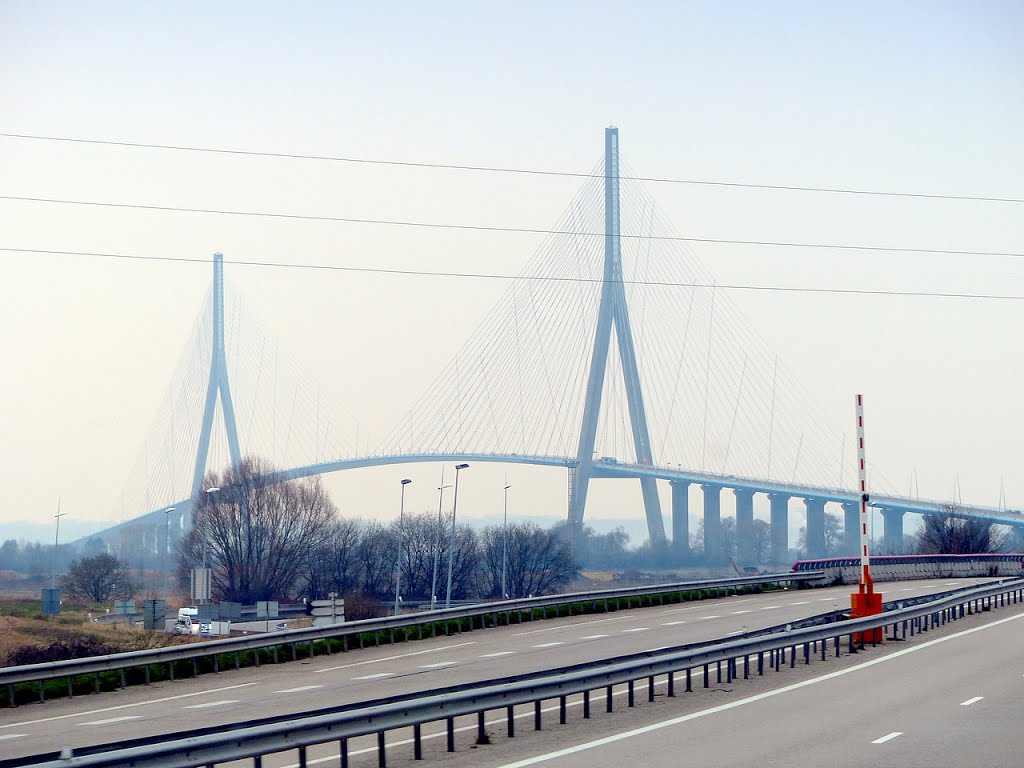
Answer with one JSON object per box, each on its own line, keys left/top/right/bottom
{"left": 1, "top": 194, "right": 1019, "bottom": 259}
{"left": 1, "top": 131, "right": 1021, "bottom": 204}
{"left": 4, "top": 246, "right": 1022, "bottom": 301}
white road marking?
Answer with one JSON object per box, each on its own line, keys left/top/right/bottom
{"left": 351, "top": 673, "right": 395, "bottom": 680}
{"left": 79, "top": 715, "right": 144, "bottom": 726}
{"left": 945, "top": 582, "right": 959, "bottom": 586}
{"left": 658, "top": 598, "right": 755, "bottom": 616}
{"left": 275, "top": 685, "right": 323, "bottom": 694}
{"left": 510, "top": 615, "right": 625, "bottom": 637}
{"left": 419, "top": 661, "right": 457, "bottom": 669}
{"left": 661, "top": 621, "right": 686, "bottom": 626}
{"left": 488, "top": 607, "right": 1024, "bottom": 768}
{"left": 818, "top": 597, "right": 835, "bottom": 601}
{"left": 730, "top": 610, "right": 751, "bottom": 615}
{"left": 790, "top": 601, "right": 810, "bottom": 606}
{"left": 872, "top": 732, "right": 903, "bottom": 744}
{"left": 0, "top": 734, "right": 26, "bottom": 741}
{"left": 622, "top": 627, "right": 648, "bottom": 633}
{"left": 643, "top": 646, "right": 668, "bottom": 653}
{"left": 899, "top": 588, "right": 915, "bottom": 592}
{"left": 0, "top": 682, "right": 258, "bottom": 730}
{"left": 532, "top": 642, "right": 564, "bottom": 648}
{"left": 760, "top": 605, "right": 780, "bottom": 610}
{"left": 182, "top": 700, "right": 239, "bottom": 709}
{"left": 960, "top": 696, "right": 984, "bottom": 706}
{"left": 481, "top": 651, "right": 516, "bottom": 658}
{"left": 321, "top": 641, "right": 476, "bottom": 672}
{"left": 580, "top": 634, "right": 609, "bottom": 640}
{"left": 698, "top": 615, "right": 722, "bottom": 620}
{"left": 726, "top": 630, "right": 744, "bottom": 636}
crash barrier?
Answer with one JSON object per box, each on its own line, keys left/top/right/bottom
{"left": 10, "top": 577, "right": 1022, "bottom": 768}
{"left": 1, "top": 571, "right": 820, "bottom": 707}
{"left": 792, "top": 553, "right": 1024, "bottom": 583}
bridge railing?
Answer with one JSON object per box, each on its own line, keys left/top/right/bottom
{"left": 13, "top": 577, "right": 1023, "bottom": 768}
{"left": 1, "top": 571, "right": 819, "bottom": 705}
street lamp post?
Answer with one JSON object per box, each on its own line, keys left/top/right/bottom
{"left": 163, "top": 507, "right": 176, "bottom": 601}
{"left": 51, "top": 502, "right": 68, "bottom": 589}
{"left": 393, "top": 479, "right": 412, "bottom": 616}
{"left": 200, "top": 487, "right": 220, "bottom": 604}
{"left": 445, "top": 463, "right": 470, "bottom": 609}
{"left": 430, "top": 474, "right": 453, "bottom": 610}
{"left": 501, "top": 481, "right": 511, "bottom": 599}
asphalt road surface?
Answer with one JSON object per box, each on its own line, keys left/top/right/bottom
{"left": 0, "top": 578, "right": 993, "bottom": 761}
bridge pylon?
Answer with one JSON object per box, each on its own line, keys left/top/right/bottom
{"left": 190, "top": 253, "right": 243, "bottom": 499}
{"left": 568, "top": 128, "right": 666, "bottom": 546}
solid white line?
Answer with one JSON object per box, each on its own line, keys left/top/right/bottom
{"left": 0, "top": 734, "right": 26, "bottom": 741}
{"left": 80, "top": 716, "right": 144, "bottom": 726}
{"left": 182, "top": 700, "right": 238, "bottom": 709}
{"left": 0, "top": 682, "right": 258, "bottom": 730}
{"left": 351, "top": 673, "right": 394, "bottom": 680}
{"left": 622, "top": 627, "right": 649, "bottom": 633}
{"left": 481, "top": 651, "right": 515, "bottom": 658}
{"left": 419, "top": 661, "right": 457, "bottom": 669}
{"left": 872, "top": 731, "right": 903, "bottom": 744}
{"left": 532, "top": 642, "right": 564, "bottom": 648}
{"left": 580, "top": 634, "right": 609, "bottom": 640}
{"left": 660, "top": 621, "right": 686, "bottom": 626}
{"left": 320, "top": 641, "right": 475, "bottom": 672}
{"left": 491, "top": 610, "right": 1024, "bottom": 768}
{"left": 960, "top": 696, "right": 984, "bottom": 706}
{"left": 276, "top": 685, "right": 324, "bottom": 694}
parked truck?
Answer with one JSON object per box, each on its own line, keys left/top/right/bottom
{"left": 172, "top": 607, "right": 200, "bottom": 635}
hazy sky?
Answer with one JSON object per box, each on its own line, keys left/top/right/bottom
{"left": 2, "top": 2, "right": 1022, "bottom": 544}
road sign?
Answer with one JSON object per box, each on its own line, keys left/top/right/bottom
{"left": 41, "top": 588, "right": 60, "bottom": 616}
{"left": 256, "top": 601, "right": 279, "bottom": 619}
{"left": 311, "top": 597, "right": 345, "bottom": 627}
{"left": 191, "top": 568, "right": 211, "bottom": 602}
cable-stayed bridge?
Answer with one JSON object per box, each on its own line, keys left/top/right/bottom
{"left": 85, "top": 128, "right": 1023, "bottom": 565}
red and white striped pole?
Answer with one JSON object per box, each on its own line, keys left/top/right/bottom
{"left": 855, "top": 393, "right": 874, "bottom": 592}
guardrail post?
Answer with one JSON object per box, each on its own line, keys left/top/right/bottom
{"left": 726, "top": 660, "right": 732, "bottom": 684}
{"left": 414, "top": 724, "right": 422, "bottom": 759}
{"left": 478, "top": 710, "right": 487, "bottom": 741}
{"left": 37, "top": 681, "right": 43, "bottom": 703}
{"left": 744, "top": 655, "right": 750, "bottom": 678}
{"left": 66, "top": 676, "right": 72, "bottom": 698}
{"left": 376, "top": 731, "right": 385, "bottom": 768}
{"left": 668, "top": 670, "right": 675, "bottom": 696}
{"left": 648, "top": 675, "right": 655, "bottom": 701}
{"left": 192, "top": 658, "right": 198, "bottom": 677}
{"left": 341, "top": 737, "right": 349, "bottom": 768}
{"left": 628, "top": 679, "right": 635, "bottom": 707}
{"left": 535, "top": 699, "right": 543, "bottom": 729}
{"left": 790, "top": 645, "right": 796, "bottom": 668}
{"left": 834, "top": 636, "right": 840, "bottom": 658}
{"left": 607, "top": 684, "right": 614, "bottom": 711}
{"left": 254, "top": 754, "right": 262, "bottom": 768}
{"left": 446, "top": 717, "right": 455, "bottom": 752}
{"left": 686, "top": 668, "right": 693, "bottom": 692}
{"left": 716, "top": 660, "right": 722, "bottom": 684}
{"left": 560, "top": 694, "right": 568, "bottom": 723}
{"left": 804, "top": 643, "right": 810, "bottom": 665}
{"left": 508, "top": 704, "right": 516, "bottom": 735}
{"left": 584, "top": 689, "right": 591, "bottom": 717}
{"left": 703, "top": 663, "right": 709, "bottom": 688}
{"left": 758, "top": 651, "right": 763, "bottom": 675}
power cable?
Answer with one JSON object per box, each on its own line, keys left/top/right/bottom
{"left": 1, "top": 194, "right": 1019, "bottom": 258}
{"left": 1, "top": 131, "right": 1021, "bottom": 204}
{"left": 3, "top": 246, "right": 1021, "bottom": 301}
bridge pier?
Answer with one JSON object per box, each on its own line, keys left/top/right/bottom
{"left": 881, "top": 507, "right": 906, "bottom": 553}
{"left": 842, "top": 501, "right": 860, "bottom": 556}
{"left": 670, "top": 480, "right": 690, "bottom": 557}
{"left": 769, "top": 493, "right": 790, "bottom": 565}
{"left": 734, "top": 489, "right": 755, "bottom": 567}
{"left": 804, "top": 498, "right": 826, "bottom": 559}
{"left": 702, "top": 484, "right": 723, "bottom": 562}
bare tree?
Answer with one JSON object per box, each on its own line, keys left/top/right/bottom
{"left": 395, "top": 512, "right": 444, "bottom": 600}
{"left": 182, "top": 458, "right": 336, "bottom": 603}
{"left": 750, "top": 520, "right": 771, "bottom": 564}
{"left": 917, "top": 513, "right": 1008, "bottom": 555}
{"left": 480, "top": 522, "right": 576, "bottom": 598}
{"left": 301, "top": 517, "right": 362, "bottom": 600}
{"left": 356, "top": 520, "right": 395, "bottom": 598}
{"left": 61, "top": 553, "right": 135, "bottom": 603}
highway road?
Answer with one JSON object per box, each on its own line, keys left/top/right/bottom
{"left": 0, "top": 578, "right": 993, "bottom": 761}
{"left": 447, "top": 596, "right": 1024, "bottom": 768}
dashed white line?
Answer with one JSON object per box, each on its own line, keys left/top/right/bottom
{"left": 698, "top": 615, "right": 722, "bottom": 620}
{"left": 419, "top": 661, "right": 457, "bottom": 669}
{"left": 960, "top": 696, "right": 984, "bottom": 706}
{"left": 730, "top": 610, "right": 751, "bottom": 615}
{"left": 872, "top": 732, "right": 903, "bottom": 744}
{"left": 580, "top": 634, "right": 609, "bottom": 640}
{"left": 0, "top": 734, "right": 26, "bottom": 741}
{"left": 760, "top": 605, "right": 780, "bottom": 610}
{"left": 182, "top": 700, "right": 239, "bottom": 710}
{"left": 532, "top": 642, "right": 564, "bottom": 648}
{"left": 481, "top": 651, "right": 516, "bottom": 658}
{"left": 276, "top": 685, "right": 323, "bottom": 694}
{"left": 661, "top": 621, "right": 686, "bottom": 626}
{"left": 321, "top": 641, "right": 475, "bottom": 672}
{"left": 351, "top": 673, "right": 395, "bottom": 680}
{"left": 79, "top": 716, "right": 144, "bottom": 726}
{"left": 789, "top": 601, "right": 810, "bottom": 606}
{"left": 622, "top": 627, "right": 649, "bottom": 633}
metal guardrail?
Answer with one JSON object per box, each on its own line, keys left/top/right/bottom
{"left": 11, "top": 577, "right": 1022, "bottom": 768}
{"left": 1, "top": 571, "right": 819, "bottom": 703}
